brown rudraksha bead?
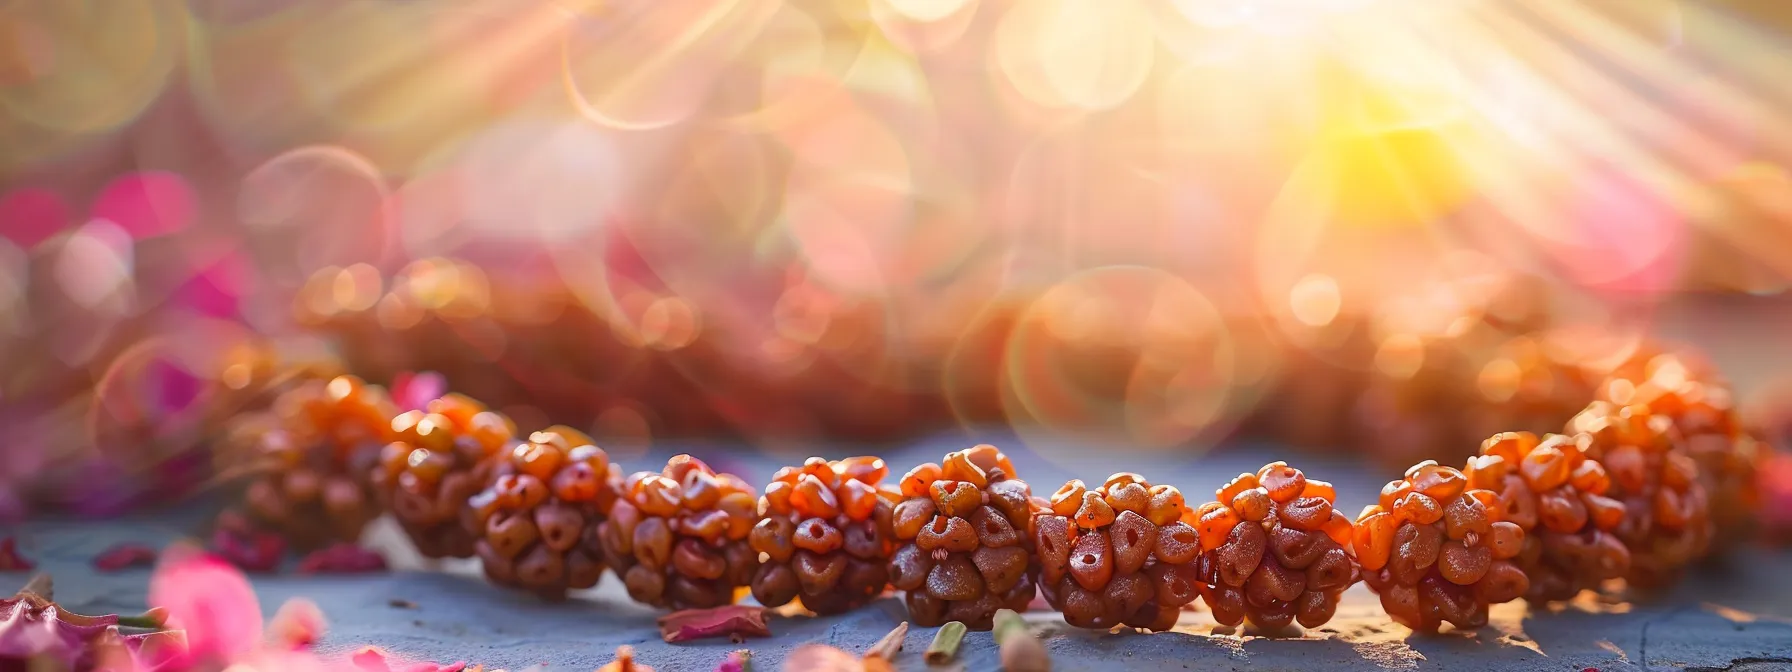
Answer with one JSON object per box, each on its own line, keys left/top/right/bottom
{"left": 749, "top": 456, "right": 899, "bottom": 614}
{"left": 371, "top": 394, "right": 518, "bottom": 559}
{"left": 1605, "top": 362, "right": 1760, "bottom": 548}
{"left": 464, "top": 426, "right": 616, "bottom": 599}
{"left": 1358, "top": 461, "right": 1527, "bottom": 633}
{"left": 888, "top": 444, "right": 1040, "bottom": 630}
{"left": 599, "top": 455, "right": 758, "bottom": 609}
{"left": 1567, "top": 401, "right": 1714, "bottom": 589}
{"left": 1035, "top": 473, "right": 1202, "bottom": 631}
{"left": 237, "top": 375, "right": 395, "bottom": 550}
{"left": 1194, "top": 462, "right": 1358, "bottom": 632}
{"left": 1465, "top": 432, "right": 1628, "bottom": 602}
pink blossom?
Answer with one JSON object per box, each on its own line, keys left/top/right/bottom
{"left": 147, "top": 551, "right": 263, "bottom": 666}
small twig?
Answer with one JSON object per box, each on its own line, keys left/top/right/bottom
{"left": 864, "top": 621, "right": 909, "bottom": 661}
{"left": 925, "top": 621, "right": 967, "bottom": 664}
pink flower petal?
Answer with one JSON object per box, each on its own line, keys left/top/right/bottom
{"left": 148, "top": 552, "right": 264, "bottom": 664}
{"left": 93, "top": 544, "right": 159, "bottom": 572}
{"left": 295, "top": 544, "right": 387, "bottom": 574}
{"left": 267, "top": 599, "right": 327, "bottom": 651}
{"left": 350, "top": 646, "right": 471, "bottom": 672}
{"left": 209, "top": 513, "right": 287, "bottom": 573}
{"left": 0, "top": 538, "right": 34, "bottom": 572}
{"left": 0, "top": 593, "right": 121, "bottom": 669}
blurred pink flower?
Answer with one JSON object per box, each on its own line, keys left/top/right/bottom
{"left": 147, "top": 551, "right": 263, "bottom": 666}
{"left": 127, "top": 551, "right": 474, "bottom": 672}
{"left": 391, "top": 371, "right": 447, "bottom": 412}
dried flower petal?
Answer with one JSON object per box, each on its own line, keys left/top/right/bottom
{"left": 717, "top": 649, "right": 754, "bottom": 672}
{"left": 93, "top": 544, "right": 159, "bottom": 573}
{"left": 296, "top": 544, "right": 388, "bottom": 574}
{"left": 0, "top": 583, "right": 131, "bottom": 670}
{"left": 211, "top": 521, "right": 286, "bottom": 573}
{"left": 350, "top": 646, "right": 473, "bottom": 672}
{"left": 657, "top": 605, "right": 772, "bottom": 643}
{"left": 269, "top": 599, "right": 328, "bottom": 651}
{"left": 0, "top": 538, "right": 35, "bottom": 572}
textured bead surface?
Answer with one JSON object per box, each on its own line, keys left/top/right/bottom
{"left": 749, "top": 457, "right": 897, "bottom": 614}
{"left": 1036, "top": 473, "right": 1200, "bottom": 631}
{"left": 599, "top": 455, "right": 758, "bottom": 609}
{"left": 1196, "top": 462, "right": 1359, "bottom": 632}
{"left": 466, "top": 426, "right": 616, "bottom": 600}
{"left": 1360, "top": 461, "right": 1525, "bottom": 633}
{"left": 891, "top": 445, "right": 1037, "bottom": 630}
{"left": 372, "top": 394, "right": 517, "bottom": 559}
{"left": 234, "top": 375, "right": 395, "bottom": 551}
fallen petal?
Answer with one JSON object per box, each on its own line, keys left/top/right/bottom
{"left": 94, "top": 544, "right": 159, "bottom": 572}
{"left": 269, "top": 599, "right": 328, "bottom": 650}
{"left": 716, "top": 649, "right": 753, "bottom": 672}
{"left": 0, "top": 538, "right": 35, "bottom": 572}
{"left": 657, "top": 605, "right": 771, "bottom": 643}
{"left": 351, "top": 645, "right": 473, "bottom": 672}
{"left": 297, "top": 544, "right": 388, "bottom": 574}
{"left": 211, "top": 523, "right": 286, "bottom": 573}
{"left": 149, "top": 552, "right": 263, "bottom": 663}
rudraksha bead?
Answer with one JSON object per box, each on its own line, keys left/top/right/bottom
{"left": 1035, "top": 473, "right": 1202, "bottom": 631}
{"left": 1358, "top": 461, "right": 1528, "bottom": 633}
{"left": 1567, "top": 401, "right": 1714, "bottom": 589}
{"left": 599, "top": 455, "right": 758, "bottom": 609}
{"left": 371, "top": 394, "right": 518, "bottom": 559}
{"left": 464, "top": 426, "right": 616, "bottom": 599}
{"left": 749, "top": 457, "right": 898, "bottom": 614}
{"left": 236, "top": 376, "right": 395, "bottom": 550}
{"left": 1466, "top": 432, "right": 1628, "bottom": 602}
{"left": 888, "top": 444, "right": 1040, "bottom": 630}
{"left": 1195, "top": 462, "right": 1358, "bottom": 631}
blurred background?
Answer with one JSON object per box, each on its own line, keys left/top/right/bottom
{"left": 4, "top": 0, "right": 1792, "bottom": 517}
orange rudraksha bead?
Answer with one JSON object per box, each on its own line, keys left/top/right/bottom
{"left": 1466, "top": 432, "right": 1628, "bottom": 602}
{"left": 1567, "top": 400, "right": 1714, "bottom": 589}
{"left": 749, "top": 456, "right": 899, "bottom": 614}
{"left": 1035, "top": 472, "right": 1203, "bottom": 631}
{"left": 235, "top": 375, "right": 396, "bottom": 550}
{"left": 371, "top": 393, "right": 519, "bottom": 559}
{"left": 1195, "top": 462, "right": 1358, "bottom": 632}
{"left": 598, "top": 455, "right": 758, "bottom": 609}
{"left": 464, "top": 426, "right": 616, "bottom": 599}
{"left": 1359, "top": 461, "right": 1527, "bottom": 633}
{"left": 889, "top": 444, "right": 1040, "bottom": 630}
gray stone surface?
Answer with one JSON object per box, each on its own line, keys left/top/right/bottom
{"left": 13, "top": 434, "right": 1792, "bottom": 671}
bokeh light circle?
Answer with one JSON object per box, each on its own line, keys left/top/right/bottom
{"left": 1001, "top": 266, "right": 1236, "bottom": 451}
